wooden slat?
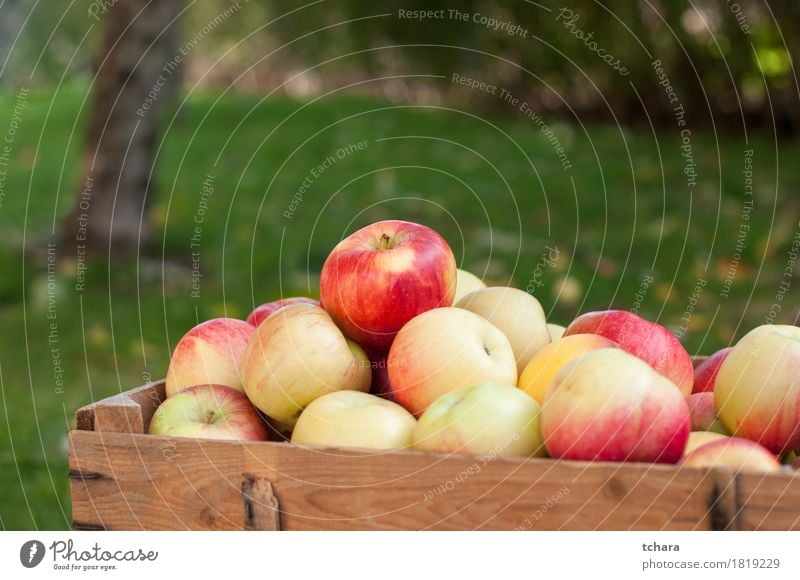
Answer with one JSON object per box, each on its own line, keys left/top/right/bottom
{"left": 734, "top": 470, "right": 800, "bottom": 530}
{"left": 70, "top": 430, "right": 245, "bottom": 530}
{"left": 74, "top": 381, "right": 165, "bottom": 434}
{"left": 69, "top": 430, "right": 771, "bottom": 531}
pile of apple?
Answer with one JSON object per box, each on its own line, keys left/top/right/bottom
{"left": 149, "top": 220, "right": 800, "bottom": 474}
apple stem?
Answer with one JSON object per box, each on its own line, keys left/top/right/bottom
{"left": 378, "top": 233, "right": 394, "bottom": 250}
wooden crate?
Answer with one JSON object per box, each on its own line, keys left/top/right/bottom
{"left": 68, "top": 380, "right": 800, "bottom": 531}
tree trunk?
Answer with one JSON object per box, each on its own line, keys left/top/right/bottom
{"left": 63, "top": 0, "right": 184, "bottom": 257}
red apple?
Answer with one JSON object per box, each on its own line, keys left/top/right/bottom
{"left": 148, "top": 384, "right": 268, "bottom": 441}
{"left": 541, "top": 348, "right": 690, "bottom": 463}
{"left": 246, "top": 297, "right": 319, "bottom": 327}
{"left": 564, "top": 310, "right": 694, "bottom": 396}
{"left": 681, "top": 437, "right": 781, "bottom": 473}
{"left": 692, "top": 347, "right": 731, "bottom": 394}
{"left": 320, "top": 220, "right": 456, "bottom": 351}
{"left": 686, "top": 392, "right": 728, "bottom": 434}
{"left": 165, "top": 318, "right": 254, "bottom": 397}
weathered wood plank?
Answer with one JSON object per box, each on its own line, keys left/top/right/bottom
{"left": 69, "top": 430, "right": 766, "bottom": 531}
{"left": 735, "top": 470, "right": 800, "bottom": 530}
{"left": 70, "top": 430, "right": 245, "bottom": 530}
{"left": 74, "top": 381, "right": 165, "bottom": 434}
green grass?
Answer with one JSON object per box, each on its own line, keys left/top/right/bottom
{"left": 1, "top": 84, "right": 798, "bottom": 529}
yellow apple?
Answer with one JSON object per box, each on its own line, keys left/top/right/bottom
{"left": 683, "top": 432, "right": 728, "bottom": 456}
{"left": 547, "top": 323, "right": 566, "bottom": 341}
{"left": 715, "top": 324, "right": 800, "bottom": 454}
{"left": 291, "top": 391, "right": 416, "bottom": 450}
{"left": 388, "top": 307, "right": 517, "bottom": 416}
{"left": 681, "top": 437, "right": 781, "bottom": 473}
{"left": 518, "top": 333, "right": 618, "bottom": 404}
{"left": 454, "top": 268, "right": 487, "bottom": 303}
{"left": 242, "top": 304, "right": 371, "bottom": 427}
{"left": 456, "top": 287, "right": 550, "bottom": 374}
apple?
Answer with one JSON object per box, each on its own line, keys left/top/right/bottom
{"left": 681, "top": 438, "right": 781, "bottom": 473}
{"left": 320, "top": 220, "right": 456, "bottom": 351}
{"left": 541, "top": 348, "right": 690, "bottom": 463}
{"left": 241, "top": 303, "right": 372, "bottom": 427}
{"left": 246, "top": 297, "right": 319, "bottom": 327}
{"left": 363, "top": 347, "right": 397, "bottom": 403}
{"left": 149, "top": 384, "right": 268, "bottom": 441}
{"left": 454, "top": 268, "right": 486, "bottom": 303}
{"left": 547, "top": 323, "right": 566, "bottom": 341}
{"left": 687, "top": 392, "right": 728, "bottom": 434}
{"left": 715, "top": 324, "right": 800, "bottom": 454}
{"left": 387, "top": 307, "right": 517, "bottom": 416}
{"left": 518, "top": 334, "right": 618, "bottom": 404}
{"left": 165, "top": 318, "right": 254, "bottom": 398}
{"left": 291, "top": 391, "right": 416, "bottom": 450}
{"left": 564, "top": 310, "right": 694, "bottom": 396}
{"left": 692, "top": 347, "right": 731, "bottom": 394}
{"left": 684, "top": 432, "right": 728, "bottom": 456}
{"left": 456, "top": 287, "right": 550, "bottom": 374}
{"left": 412, "top": 383, "right": 545, "bottom": 457}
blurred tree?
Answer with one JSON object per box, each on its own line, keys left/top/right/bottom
{"left": 62, "top": 0, "right": 184, "bottom": 257}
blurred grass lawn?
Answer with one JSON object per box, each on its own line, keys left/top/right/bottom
{"left": 1, "top": 85, "right": 798, "bottom": 529}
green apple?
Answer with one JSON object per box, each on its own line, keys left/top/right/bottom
{"left": 456, "top": 287, "right": 550, "bottom": 374}
{"left": 412, "top": 383, "right": 545, "bottom": 457}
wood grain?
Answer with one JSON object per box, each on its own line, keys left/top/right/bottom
{"left": 68, "top": 380, "right": 800, "bottom": 531}
{"left": 68, "top": 430, "right": 795, "bottom": 531}
{"left": 74, "top": 381, "right": 165, "bottom": 434}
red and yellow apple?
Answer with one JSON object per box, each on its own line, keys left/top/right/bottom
{"left": 454, "top": 268, "right": 486, "bottom": 303}
{"left": 456, "top": 287, "right": 550, "bottom": 374}
{"left": 564, "top": 310, "right": 694, "bottom": 396}
{"left": 681, "top": 437, "right": 781, "bottom": 473}
{"left": 246, "top": 297, "right": 319, "bottom": 327}
{"left": 684, "top": 431, "right": 728, "bottom": 456}
{"left": 165, "top": 318, "right": 254, "bottom": 397}
{"left": 241, "top": 303, "right": 372, "bottom": 426}
{"left": 412, "top": 383, "right": 545, "bottom": 457}
{"left": 387, "top": 307, "right": 517, "bottom": 416}
{"left": 518, "top": 334, "right": 618, "bottom": 404}
{"left": 320, "top": 220, "right": 456, "bottom": 351}
{"left": 291, "top": 391, "right": 416, "bottom": 450}
{"left": 715, "top": 324, "right": 800, "bottom": 454}
{"left": 541, "top": 348, "right": 690, "bottom": 463}
{"left": 687, "top": 392, "right": 728, "bottom": 434}
{"left": 149, "top": 384, "right": 268, "bottom": 441}
{"left": 692, "top": 347, "right": 731, "bottom": 394}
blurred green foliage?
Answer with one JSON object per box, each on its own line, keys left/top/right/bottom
{"left": 3, "top": 1, "right": 799, "bottom": 129}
